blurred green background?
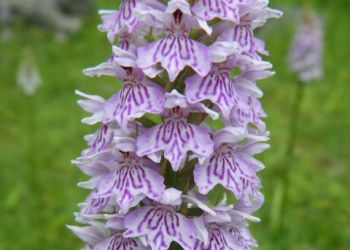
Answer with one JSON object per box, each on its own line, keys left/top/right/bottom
{"left": 0, "top": 0, "right": 349, "bottom": 249}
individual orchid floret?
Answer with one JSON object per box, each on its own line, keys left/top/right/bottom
{"left": 124, "top": 203, "right": 195, "bottom": 250}
{"left": 78, "top": 190, "right": 115, "bottom": 216}
{"left": 238, "top": 0, "right": 282, "bottom": 29}
{"left": 192, "top": 200, "right": 260, "bottom": 250}
{"left": 98, "top": 7, "right": 136, "bottom": 44}
{"left": 77, "top": 139, "right": 166, "bottom": 213}
{"left": 78, "top": 123, "right": 120, "bottom": 159}
{"left": 217, "top": 1, "right": 282, "bottom": 59}
{"left": 184, "top": 42, "right": 240, "bottom": 119}
{"left": 68, "top": 217, "right": 149, "bottom": 250}
{"left": 98, "top": 0, "right": 165, "bottom": 44}
{"left": 194, "top": 127, "right": 269, "bottom": 205}
{"left": 185, "top": 62, "right": 239, "bottom": 119}
{"left": 193, "top": 222, "right": 243, "bottom": 250}
{"left": 136, "top": 0, "right": 213, "bottom": 81}
{"left": 75, "top": 152, "right": 120, "bottom": 190}
{"left": 234, "top": 59, "right": 274, "bottom": 98}
{"left": 226, "top": 88, "right": 267, "bottom": 132}
{"left": 288, "top": 9, "right": 323, "bottom": 82}
{"left": 76, "top": 90, "right": 118, "bottom": 125}
{"left": 137, "top": 90, "right": 217, "bottom": 171}
{"left": 81, "top": 50, "right": 165, "bottom": 129}
{"left": 185, "top": 43, "right": 272, "bottom": 122}
{"left": 95, "top": 150, "right": 165, "bottom": 212}
{"left": 224, "top": 60, "right": 273, "bottom": 131}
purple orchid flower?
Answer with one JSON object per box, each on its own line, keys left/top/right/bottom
{"left": 193, "top": 127, "right": 269, "bottom": 205}
{"left": 124, "top": 204, "right": 195, "bottom": 250}
{"left": 98, "top": 0, "right": 165, "bottom": 44}
{"left": 68, "top": 216, "right": 150, "bottom": 250}
{"left": 186, "top": 43, "right": 272, "bottom": 130}
{"left": 70, "top": 0, "right": 281, "bottom": 249}
{"left": 80, "top": 49, "right": 165, "bottom": 130}
{"left": 136, "top": 90, "right": 217, "bottom": 171}
{"left": 136, "top": 0, "right": 213, "bottom": 81}
{"left": 191, "top": 196, "right": 261, "bottom": 249}
{"left": 95, "top": 149, "right": 165, "bottom": 212}
{"left": 217, "top": 1, "right": 282, "bottom": 59}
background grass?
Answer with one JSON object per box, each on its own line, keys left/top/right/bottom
{"left": 0, "top": 0, "right": 349, "bottom": 249}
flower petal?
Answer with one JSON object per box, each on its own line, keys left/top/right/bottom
{"left": 137, "top": 36, "right": 212, "bottom": 81}
{"left": 192, "top": 223, "right": 241, "bottom": 250}
{"left": 112, "top": 78, "right": 165, "bottom": 129}
{"left": 124, "top": 205, "right": 195, "bottom": 250}
{"left": 96, "top": 154, "right": 165, "bottom": 211}
{"left": 194, "top": 141, "right": 265, "bottom": 205}
{"left": 93, "top": 232, "right": 150, "bottom": 250}
{"left": 185, "top": 65, "right": 237, "bottom": 119}
{"left": 137, "top": 121, "right": 213, "bottom": 171}
{"left": 98, "top": 0, "right": 138, "bottom": 43}
{"left": 192, "top": 0, "right": 241, "bottom": 23}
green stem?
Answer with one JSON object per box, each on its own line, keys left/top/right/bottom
{"left": 271, "top": 80, "right": 305, "bottom": 233}
{"left": 160, "top": 159, "right": 168, "bottom": 176}
{"left": 285, "top": 80, "right": 305, "bottom": 170}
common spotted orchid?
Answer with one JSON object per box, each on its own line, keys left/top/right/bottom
{"left": 288, "top": 9, "right": 323, "bottom": 83}
{"left": 70, "top": 0, "right": 281, "bottom": 249}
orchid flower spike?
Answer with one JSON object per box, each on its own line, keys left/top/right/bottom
{"left": 288, "top": 8, "right": 323, "bottom": 83}
{"left": 70, "top": 0, "right": 281, "bottom": 249}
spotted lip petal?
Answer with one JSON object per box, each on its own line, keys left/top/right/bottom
{"left": 98, "top": 0, "right": 166, "bottom": 44}
{"left": 136, "top": 91, "right": 214, "bottom": 171}
{"left": 194, "top": 143, "right": 263, "bottom": 205}
{"left": 193, "top": 202, "right": 261, "bottom": 250}
{"left": 219, "top": 23, "right": 259, "bottom": 59}
{"left": 136, "top": 117, "right": 214, "bottom": 171}
{"left": 193, "top": 223, "right": 242, "bottom": 250}
{"left": 79, "top": 190, "right": 113, "bottom": 216}
{"left": 192, "top": 0, "right": 241, "bottom": 23}
{"left": 229, "top": 226, "right": 258, "bottom": 249}
{"left": 80, "top": 124, "right": 117, "bottom": 158}
{"left": 194, "top": 128, "right": 267, "bottom": 205}
{"left": 226, "top": 86, "right": 267, "bottom": 131}
{"left": 216, "top": 2, "right": 282, "bottom": 59}
{"left": 112, "top": 76, "right": 165, "bottom": 129}
{"left": 136, "top": 0, "right": 212, "bottom": 81}
{"left": 123, "top": 205, "right": 195, "bottom": 250}
{"left": 98, "top": 0, "right": 138, "bottom": 43}
{"left": 78, "top": 71, "right": 165, "bottom": 130}
{"left": 93, "top": 232, "right": 150, "bottom": 250}
{"left": 69, "top": 220, "right": 149, "bottom": 250}
{"left": 185, "top": 60, "right": 269, "bottom": 123}
{"left": 83, "top": 49, "right": 165, "bottom": 130}
{"left": 137, "top": 33, "right": 212, "bottom": 81}
{"left": 185, "top": 63, "right": 238, "bottom": 119}
{"left": 193, "top": 221, "right": 257, "bottom": 250}
{"left": 95, "top": 152, "right": 165, "bottom": 212}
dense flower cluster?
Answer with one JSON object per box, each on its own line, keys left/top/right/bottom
{"left": 69, "top": 0, "right": 281, "bottom": 249}
{"left": 288, "top": 9, "right": 323, "bottom": 82}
